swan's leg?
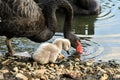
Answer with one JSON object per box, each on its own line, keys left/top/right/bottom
{"left": 5, "top": 38, "right": 15, "bottom": 56}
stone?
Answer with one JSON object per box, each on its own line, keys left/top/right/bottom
{"left": 0, "top": 69, "right": 9, "bottom": 74}
{"left": 0, "top": 73, "right": 4, "bottom": 80}
{"left": 40, "top": 75, "right": 48, "bottom": 80}
{"left": 34, "top": 69, "right": 46, "bottom": 75}
{"left": 100, "top": 74, "right": 108, "bottom": 80}
{"left": 16, "top": 73, "right": 28, "bottom": 80}
{"left": 113, "top": 74, "right": 120, "bottom": 79}
{"left": 13, "top": 67, "right": 19, "bottom": 72}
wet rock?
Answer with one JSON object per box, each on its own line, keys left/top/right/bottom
{"left": 100, "top": 74, "right": 108, "bottom": 80}
{"left": 85, "top": 75, "right": 96, "bottom": 80}
{"left": 85, "top": 61, "right": 94, "bottom": 66}
{"left": 0, "top": 73, "right": 4, "bottom": 80}
{"left": 2, "top": 59, "right": 11, "bottom": 65}
{"left": 56, "top": 69, "right": 63, "bottom": 75}
{"left": 97, "top": 66, "right": 107, "bottom": 75}
{"left": 54, "top": 64, "right": 59, "bottom": 70}
{"left": 49, "top": 74, "right": 56, "bottom": 79}
{"left": 62, "top": 61, "right": 71, "bottom": 68}
{"left": 49, "top": 63, "right": 55, "bottom": 67}
{"left": 79, "top": 65, "right": 86, "bottom": 70}
{"left": 108, "top": 60, "right": 119, "bottom": 68}
{"left": 74, "top": 58, "right": 80, "bottom": 62}
{"left": 59, "top": 64, "right": 64, "bottom": 69}
{"left": 32, "top": 78, "right": 40, "bottom": 80}
{"left": 0, "top": 56, "right": 119, "bottom": 79}
{"left": 114, "top": 75, "right": 120, "bottom": 80}
{"left": 33, "top": 62, "right": 39, "bottom": 69}
{"left": 0, "top": 69, "right": 9, "bottom": 74}
{"left": 40, "top": 65, "right": 46, "bottom": 69}
{"left": 16, "top": 73, "right": 28, "bottom": 80}
{"left": 13, "top": 67, "right": 19, "bottom": 73}
{"left": 84, "top": 67, "right": 94, "bottom": 74}
{"left": 34, "top": 69, "right": 46, "bottom": 75}
{"left": 40, "top": 75, "right": 48, "bottom": 80}
{"left": 62, "top": 71, "right": 79, "bottom": 79}
{"left": 48, "top": 67, "right": 56, "bottom": 72}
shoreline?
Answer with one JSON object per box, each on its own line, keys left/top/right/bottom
{"left": 0, "top": 55, "right": 119, "bottom": 80}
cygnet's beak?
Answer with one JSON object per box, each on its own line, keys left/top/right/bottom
{"left": 66, "top": 51, "right": 70, "bottom": 54}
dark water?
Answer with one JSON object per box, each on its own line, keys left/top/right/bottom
{"left": 0, "top": 0, "right": 120, "bottom": 62}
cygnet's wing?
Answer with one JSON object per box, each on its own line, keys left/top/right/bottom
{"left": 33, "top": 43, "right": 51, "bottom": 64}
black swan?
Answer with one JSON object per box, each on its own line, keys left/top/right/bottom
{"left": 35, "top": 0, "right": 101, "bottom": 15}
{"left": 69, "top": 0, "right": 101, "bottom": 15}
{"left": 0, "top": 0, "right": 83, "bottom": 58}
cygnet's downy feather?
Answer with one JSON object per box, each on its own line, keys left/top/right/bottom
{"left": 33, "top": 38, "right": 71, "bottom": 64}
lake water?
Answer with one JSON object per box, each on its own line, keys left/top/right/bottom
{"left": 72, "top": 0, "right": 120, "bottom": 62}
{"left": 0, "top": 0, "right": 120, "bottom": 62}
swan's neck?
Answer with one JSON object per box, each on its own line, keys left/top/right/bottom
{"left": 42, "top": 1, "right": 57, "bottom": 34}
{"left": 42, "top": 0, "right": 74, "bottom": 37}
{"left": 63, "top": 2, "right": 79, "bottom": 49}
{"left": 63, "top": 0, "right": 73, "bottom": 36}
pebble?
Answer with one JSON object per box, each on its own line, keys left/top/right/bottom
{"left": 34, "top": 69, "right": 46, "bottom": 75}
{"left": 16, "top": 73, "right": 28, "bottom": 80}
{"left": 49, "top": 63, "right": 54, "bottom": 67}
{"left": 0, "top": 69, "right": 9, "bottom": 74}
{"left": 114, "top": 74, "right": 120, "bottom": 79}
{"left": 100, "top": 74, "right": 108, "bottom": 80}
{"left": 40, "top": 75, "right": 48, "bottom": 80}
{"left": 85, "top": 61, "right": 94, "bottom": 66}
{"left": 59, "top": 64, "right": 64, "bottom": 68}
{"left": 0, "top": 73, "right": 4, "bottom": 80}
{"left": 0, "top": 56, "right": 119, "bottom": 79}
{"left": 2, "top": 59, "right": 11, "bottom": 65}
{"left": 13, "top": 67, "right": 19, "bottom": 72}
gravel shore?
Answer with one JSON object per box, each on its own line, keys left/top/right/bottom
{"left": 0, "top": 55, "right": 120, "bottom": 80}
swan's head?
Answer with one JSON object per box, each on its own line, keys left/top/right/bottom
{"left": 71, "top": 39, "right": 83, "bottom": 59}
{"left": 76, "top": 40, "right": 83, "bottom": 59}
{"left": 65, "top": 33, "right": 83, "bottom": 59}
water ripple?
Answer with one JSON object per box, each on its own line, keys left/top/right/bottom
{"left": 81, "top": 39, "right": 104, "bottom": 61}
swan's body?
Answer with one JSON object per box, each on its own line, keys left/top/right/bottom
{"left": 35, "top": 0, "right": 101, "bottom": 15}
{"left": 33, "top": 38, "right": 71, "bottom": 64}
{"left": 0, "top": 0, "right": 77, "bottom": 56}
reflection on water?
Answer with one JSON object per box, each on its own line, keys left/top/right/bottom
{"left": 57, "top": 14, "right": 97, "bottom": 35}
{"left": 0, "top": 36, "right": 40, "bottom": 55}
{"left": 0, "top": 0, "right": 120, "bottom": 62}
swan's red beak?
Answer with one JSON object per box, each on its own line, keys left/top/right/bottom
{"left": 76, "top": 40, "right": 83, "bottom": 59}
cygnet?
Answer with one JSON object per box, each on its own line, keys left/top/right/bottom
{"left": 32, "top": 38, "right": 71, "bottom": 64}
